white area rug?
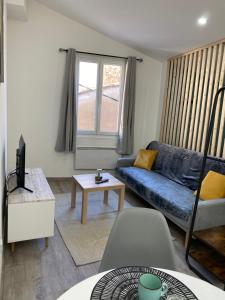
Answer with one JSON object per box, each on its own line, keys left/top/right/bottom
{"left": 55, "top": 191, "right": 131, "bottom": 266}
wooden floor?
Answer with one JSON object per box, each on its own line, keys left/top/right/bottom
{"left": 2, "top": 178, "right": 195, "bottom": 300}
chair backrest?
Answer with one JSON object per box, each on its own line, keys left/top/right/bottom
{"left": 99, "top": 208, "right": 176, "bottom": 273}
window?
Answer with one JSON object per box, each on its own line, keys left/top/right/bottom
{"left": 77, "top": 54, "right": 125, "bottom": 135}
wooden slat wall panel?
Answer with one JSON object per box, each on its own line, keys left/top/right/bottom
{"left": 176, "top": 56, "right": 188, "bottom": 145}
{"left": 192, "top": 49, "right": 207, "bottom": 151}
{"left": 187, "top": 51, "right": 201, "bottom": 149}
{"left": 159, "top": 61, "right": 170, "bottom": 142}
{"left": 217, "top": 46, "right": 225, "bottom": 157}
{"left": 173, "top": 56, "right": 185, "bottom": 145}
{"left": 170, "top": 58, "right": 181, "bottom": 145}
{"left": 183, "top": 52, "right": 197, "bottom": 148}
{"left": 197, "top": 47, "right": 212, "bottom": 152}
{"left": 169, "top": 58, "right": 181, "bottom": 145}
{"left": 179, "top": 54, "right": 193, "bottom": 146}
{"left": 160, "top": 39, "right": 225, "bottom": 158}
{"left": 211, "top": 44, "right": 224, "bottom": 155}
{"left": 202, "top": 45, "right": 219, "bottom": 154}
{"left": 167, "top": 59, "right": 178, "bottom": 144}
{"left": 161, "top": 61, "right": 173, "bottom": 142}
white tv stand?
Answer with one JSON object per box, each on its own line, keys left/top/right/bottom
{"left": 7, "top": 168, "right": 55, "bottom": 252}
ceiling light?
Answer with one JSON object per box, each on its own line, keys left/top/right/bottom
{"left": 197, "top": 16, "right": 207, "bottom": 26}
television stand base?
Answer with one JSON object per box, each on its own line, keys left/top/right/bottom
{"left": 9, "top": 185, "right": 33, "bottom": 193}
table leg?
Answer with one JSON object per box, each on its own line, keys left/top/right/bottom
{"left": 71, "top": 180, "right": 77, "bottom": 208}
{"left": 11, "top": 242, "right": 15, "bottom": 253}
{"left": 104, "top": 190, "right": 109, "bottom": 205}
{"left": 118, "top": 187, "right": 125, "bottom": 211}
{"left": 81, "top": 190, "right": 88, "bottom": 224}
{"left": 45, "top": 237, "right": 48, "bottom": 248}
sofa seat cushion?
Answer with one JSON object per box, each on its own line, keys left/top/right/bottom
{"left": 117, "top": 166, "right": 195, "bottom": 221}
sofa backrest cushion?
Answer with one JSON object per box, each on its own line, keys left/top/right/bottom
{"left": 146, "top": 141, "right": 225, "bottom": 190}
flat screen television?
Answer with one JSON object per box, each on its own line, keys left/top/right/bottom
{"left": 16, "top": 135, "right": 26, "bottom": 188}
{"left": 10, "top": 135, "right": 33, "bottom": 193}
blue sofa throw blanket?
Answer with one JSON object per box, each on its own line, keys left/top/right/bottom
{"left": 117, "top": 141, "right": 225, "bottom": 221}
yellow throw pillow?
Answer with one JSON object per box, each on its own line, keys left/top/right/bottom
{"left": 134, "top": 149, "right": 158, "bottom": 170}
{"left": 196, "top": 171, "right": 225, "bottom": 200}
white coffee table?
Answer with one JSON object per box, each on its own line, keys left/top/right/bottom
{"left": 58, "top": 268, "right": 225, "bottom": 300}
{"left": 71, "top": 173, "right": 125, "bottom": 224}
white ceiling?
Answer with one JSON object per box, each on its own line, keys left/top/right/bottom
{"left": 36, "top": 0, "right": 225, "bottom": 59}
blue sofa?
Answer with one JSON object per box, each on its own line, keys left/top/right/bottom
{"left": 116, "top": 141, "right": 225, "bottom": 241}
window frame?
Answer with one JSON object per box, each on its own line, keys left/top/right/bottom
{"left": 76, "top": 53, "right": 125, "bottom": 136}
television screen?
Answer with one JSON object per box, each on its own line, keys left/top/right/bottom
{"left": 9, "top": 135, "right": 32, "bottom": 193}
{"left": 16, "top": 135, "right": 26, "bottom": 187}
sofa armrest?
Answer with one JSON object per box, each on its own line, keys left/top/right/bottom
{"left": 116, "top": 156, "right": 136, "bottom": 168}
{"left": 194, "top": 198, "right": 225, "bottom": 231}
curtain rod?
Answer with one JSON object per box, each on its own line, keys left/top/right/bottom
{"left": 59, "top": 48, "right": 143, "bottom": 62}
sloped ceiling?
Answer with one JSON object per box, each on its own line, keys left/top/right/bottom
{"left": 37, "top": 0, "right": 225, "bottom": 59}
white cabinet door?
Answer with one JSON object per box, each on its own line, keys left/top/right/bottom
{"left": 8, "top": 201, "right": 55, "bottom": 243}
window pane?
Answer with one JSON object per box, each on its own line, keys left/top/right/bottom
{"left": 78, "top": 61, "right": 98, "bottom": 131}
{"left": 100, "top": 64, "right": 122, "bottom": 133}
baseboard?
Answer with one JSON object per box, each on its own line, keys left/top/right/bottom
{"left": 47, "top": 170, "right": 116, "bottom": 181}
{"left": 47, "top": 177, "right": 72, "bottom": 181}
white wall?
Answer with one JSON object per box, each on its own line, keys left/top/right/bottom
{"left": 0, "top": 0, "right": 7, "bottom": 291}
{"left": 7, "top": 0, "right": 163, "bottom": 177}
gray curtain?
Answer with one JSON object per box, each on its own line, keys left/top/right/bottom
{"left": 117, "top": 56, "right": 136, "bottom": 155}
{"left": 55, "top": 48, "right": 77, "bottom": 152}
